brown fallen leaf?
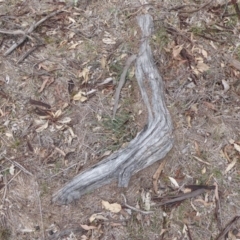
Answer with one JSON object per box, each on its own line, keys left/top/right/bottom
{"left": 172, "top": 44, "right": 183, "bottom": 58}
{"left": 152, "top": 159, "right": 166, "bottom": 194}
{"left": 102, "top": 200, "right": 121, "bottom": 213}
{"left": 203, "top": 101, "right": 217, "bottom": 111}
{"left": 35, "top": 121, "right": 48, "bottom": 133}
{"left": 38, "top": 77, "right": 49, "bottom": 93}
{"left": 223, "top": 145, "right": 232, "bottom": 163}
{"left": 194, "top": 141, "right": 201, "bottom": 157}
{"left": 225, "top": 54, "right": 240, "bottom": 71}
{"left": 89, "top": 213, "right": 108, "bottom": 223}
{"left": 233, "top": 143, "right": 240, "bottom": 153}
{"left": 72, "top": 91, "right": 88, "bottom": 102}
{"left": 80, "top": 224, "right": 97, "bottom": 231}
{"left": 225, "top": 157, "right": 237, "bottom": 174}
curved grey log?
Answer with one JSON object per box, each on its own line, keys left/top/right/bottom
{"left": 52, "top": 14, "right": 174, "bottom": 204}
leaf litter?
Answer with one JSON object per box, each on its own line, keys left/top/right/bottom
{"left": 1, "top": 0, "right": 240, "bottom": 239}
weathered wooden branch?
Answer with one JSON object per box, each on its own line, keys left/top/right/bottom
{"left": 53, "top": 14, "right": 174, "bottom": 204}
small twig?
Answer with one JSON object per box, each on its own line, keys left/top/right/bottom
{"left": 225, "top": 54, "right": 240, "bottom": 71}
{"left": 35, "top": 182, "right": 45, "bottom": 240}
{"left": 13, "top": 161, "right": 33, "bottom": 176}
{"left": 179, "top": 0, "right": 213, "bottom": 14}
{"left": 214, "top": 182, "right": 222, "bottom": 231}
{"left": 49, "top": 228, "right": 83, "bottom": 240}
{"left": 155, "top": 189, "right": 206, "bottom": 206}
{"left": 194, "top": 33, "right": 226, "bottom": 43}
{"left": 4, "top": 8, "right": 65, "bottom": 56}
{"left": 50, "top": 163, "right": 79, "bottom": 179}
{"left": 169, "top": 4, "right": 196, "bottom": 11}
{"left": 113, "top": 54, "right": 136, "bottom": 119}
{"left": 0, "top": 29, "right": 25, "bottom": 35}
{"left": 216, "top": 216, "right": 240, "bottom": 240}
{"left": 186, "top": 224, "right": 193, "bottom": 240}
{"left": 231, "top": 0, "right": 240, "bottom": 20}
{"left": 4, "top": 156, "right": 33, "bottom": 176}
{"left": 121, "top": 194, "right": 154, "bottom": 215}
{"left": 192, "top": 155, "right": 211, "bottom": 166}
{"left": 2, "top": 170, "right": 22, "bottom": 203}
{"left": 17, "top": 44, "right": 43, "bottom": 64}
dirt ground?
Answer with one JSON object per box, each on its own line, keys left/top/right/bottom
{"left": 1, "top": 0, "right": 240, "bottom": 239}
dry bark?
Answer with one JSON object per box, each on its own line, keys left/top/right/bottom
{"left": 53, "top": 14, "right": 174, "bottom": 204}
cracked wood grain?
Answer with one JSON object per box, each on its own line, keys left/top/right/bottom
{"left": 53, "top": 14, "right": 174, "bottom": 204}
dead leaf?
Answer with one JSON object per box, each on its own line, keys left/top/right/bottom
{"left": 68, "top": 17, "right": 76, "bottom": 23}
{"left": 53, "top": 109, "right": 62, "bottom": 118}
{"left": 210, "top": 41, "right": 217, "bottom": 50}
{"left": 9, "top": 164, "right": 15, "bottom": 175}
{"left": 172, "top": 45, "right": 183, "bottom": 58}
{"left": 234, "top": 143, "right": 240, "bottom": 153}
{"left": 5, "top": 131, "right": 13, "bottom": 138}
{"left": 194, "top": 141, "right": 201, "bottom": 157}
{"left": 102, "top": 200, "right": 121, "bottom": 213}
{"left": 186, "top": 115, "right": 192, "bottom": 128}
{"left": 101, "top": 57, "right": 107, "bottom": 69}
{"left": 68, "top": 32, "right": 75, "bottom": 39}
{"left": 225, "top": 158, "right": 237, "bottom": 174}
{"left": 73, "top": 91, "right": 88, "bottom": 102}
{"left": 89, "top": 213, "right": 108, "bottom": 223}
{"left": 68, "top": 41, "right": 82, "bottom": 50}
{"left": 101, "top": 150, "right": 112, "bottom": 157}
{"left": 57, "top": 117, "right": 71, "bottom": 124}
{"left": 168, "top": 176, "right": 179, "bottom": 188}
{"left": 38, "top": 63, "right": 50, "bottom": 71}
{"left": 67, "top": 127, "right": 77, "bottom": 138}
{"left": 38, "top": 77, "right": 49, "bottom": 93}
{"left": 153, "top": 159, "right": 166, "bottom": 194}
{"left": 222, "top": 79, "right": 230, "bottom": 92}
{"left": 79, "top": 68, "right": 90, "bottom": 83}
{"left": 80, "top": 224, "right": 97, "bottom": 231}
{"left": 201, "top": 49, "right": 208, "bottom": 58}
{"left": 194, "top": 198, "right": 213, "bottom": 207}
{"left": 102, "top": 38, "right": 116, "bottom": 45}
{"left": 144, "top": 192, "right": 151, "bottom": 211}
{"left": 196, "top": 61, "right": 209, "bottom": 73}
{"left": 203, "top": 101, "right": 217, "bottom": 111}
{"left": 36, "top": 121, "right": 48, "bottom": 132}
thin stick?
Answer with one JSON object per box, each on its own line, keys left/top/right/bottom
{"left": 121, "top": 194, "right": 154, "bottom": 215}
{"left": 156, "top": 189, "right": 206, "bottom": 206}
{"left": 17, "top": 44, "right": 42, "bottom": 64}
{"left": 2, "top": 170, "right": 22, "bottom": 203}
{"left": 179, "top": 0, "right": 213, "bottom": 14}
{"left": 192, "top": 155, "right": 211, "bottom": 166}
{"left": 4, "top": 156, "right": 33, "bottom": 176}
{"left": 4, "top": 8, "right": 65, "bottom": 56}
{"left": 35, "top": 182, "right": 45, "bottom": 240}
{"left": 0, "top": 29, "right": 25, "bottom": 35}
{"left": 214, "top": 182, "right": 222, "bottom": 231}
{"left": 113, "top": 54, "right": 136, "bottom": 118}
{"left": 216, "top": 216, "right": 240, "bottom": 240}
